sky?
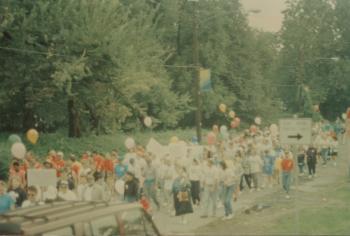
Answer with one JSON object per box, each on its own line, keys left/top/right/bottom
{"left": 240, "top": 0, "right": 287, "bottom": 32}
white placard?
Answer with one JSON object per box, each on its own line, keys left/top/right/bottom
{"left": 169, "top": 141, "right": 187, "bottom": 159}
{"left": 279, "top": 118, "right": 312, "bottom": 145}
{"left": 27, "top": 169, "right": 57, "bottom": 187}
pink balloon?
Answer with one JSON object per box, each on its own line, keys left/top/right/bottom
{"left": 250, "top": 125, "right": 258, "bottom": 133}
{"left": 207, "top": 132, "right": 216, "bottom": 145}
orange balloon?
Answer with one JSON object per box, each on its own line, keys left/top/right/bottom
{"left": 26, "top": 129, "right": 39, "bottom": 144}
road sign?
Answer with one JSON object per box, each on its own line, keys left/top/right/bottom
{"left": 279, "top": 118, "right": 312, "bottom": 145}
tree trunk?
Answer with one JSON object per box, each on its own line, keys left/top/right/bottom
{"left": 23, "top": 106, "right": 35, "bottom": 131}
{"left": 68, "top": 97, "right": 81, "bottom": 138}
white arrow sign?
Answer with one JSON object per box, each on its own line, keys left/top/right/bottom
{"left": 279, "top": 118, "right": 312, "bottom": 145}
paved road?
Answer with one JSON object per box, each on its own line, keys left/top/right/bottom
{"left": 153, "top": 143, "right": 349, "bottom": 235}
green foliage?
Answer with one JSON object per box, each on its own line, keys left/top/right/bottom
{"left": 0, "top": 0, "right": 190, "bottom": 134}
{"left": 278, "top": 0, "right": 350, "bottom": 120}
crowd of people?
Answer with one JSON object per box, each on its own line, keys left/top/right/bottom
{"left": 0, "top": 120, "right": 343, "bottom": 225}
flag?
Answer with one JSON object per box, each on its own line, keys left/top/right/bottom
{"left": 199, "top": 68, "right": 212, "bottom": 92}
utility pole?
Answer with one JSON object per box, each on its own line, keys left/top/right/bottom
{"left": 191, "top": 0, "right": 202, "bottom": 143}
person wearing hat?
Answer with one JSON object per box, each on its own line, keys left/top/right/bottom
{"left": 124, "top": 171, "right": 139, "bottom": 203}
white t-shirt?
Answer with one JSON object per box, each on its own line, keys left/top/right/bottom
{"left": 202, "top": 165, "right": 219, "bottom": 186}
{"left": 189, "top": 164, "right": 202, "bottom": 181}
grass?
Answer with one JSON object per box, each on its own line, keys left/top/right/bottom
{"left": 268, "top": 186, "right": 350, "bottom": 235}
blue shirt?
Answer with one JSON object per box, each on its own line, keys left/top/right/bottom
{"left": 0, "top": 194, "right": 14, "bottom": 214}
{"left": 115, "top": 164, "right": 128, "bottom": 178}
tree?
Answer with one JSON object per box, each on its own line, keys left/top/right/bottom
{"left": 278, "top": 0, "right": 339, "bottom": 118}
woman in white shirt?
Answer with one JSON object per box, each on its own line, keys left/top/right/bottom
{"left": 189, "top": 158, "right": 202, "bottom": 206}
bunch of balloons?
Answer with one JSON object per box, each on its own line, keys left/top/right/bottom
{"left": 8, "top": 128, "right": 39, "bottom": 160}
{"left": 218, "top": 103, "right": 241, "bottom": 129}
{"left": 231, "top": 117, "right": 240, "bottom": 128}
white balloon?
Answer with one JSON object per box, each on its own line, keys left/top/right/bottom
{"left": 124, "top": 137, "right": 135, "bottom": 149}
{"left": 144, "top": 116, "right": 152, "bottom": 127}
{"left": 255, "top": 117, "right": 262, "bottom": 125}
{"left": 342, "top": 113, "right": 347, "bottom": 120}
{"left": 220, "top": 125, "right": 228, "bottom": 134}
{"left": 11, "top": 142, "right": 26, "bottom": 159}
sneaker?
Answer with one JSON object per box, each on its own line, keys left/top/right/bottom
{"left": 333, "top": 162, "right": 337, "bottom": 167}
{"left": 314, "top": 174, "right": 317, "bottom": 178}
{"left": 308, "top": 175, "right": 312, "bottom": 179}
{"left": 181, "top": 219, "right": 188, "bottom": 225}
{"left": 226, "top": 214, "right": 234, "bottom": 220}
{"left": 285, "top": 195, "right": 290, "bottom": 199}
{"left": 222, "top": 216, "right": 228, "bottom": 220}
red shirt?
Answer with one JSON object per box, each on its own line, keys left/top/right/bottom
{"left": 104, "top": 159, "right": 114, "bottom": 173}
{"left": 281, "top": 159, "right": 294, "bottom": 172}
{"left": 93, "top": 155, "right": 105, "bottom": 171}
{"left": 71, "top": 162, "right": 82, "bottom": 176}
{"left": 140, "top": 197, "right": 150, "bottom": 212}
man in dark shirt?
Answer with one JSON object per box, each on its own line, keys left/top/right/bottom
{"left": 306, "top": 145, "right": 318, "bottom": 178}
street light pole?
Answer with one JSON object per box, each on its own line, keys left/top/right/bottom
{"left": 191, "top": 0, "right": 202, "bottom": 143}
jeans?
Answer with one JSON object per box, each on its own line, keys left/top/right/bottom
{"left": 223, "top": 185, "right": 235, "bottom": 216}
{"left": 251, "top": 173, "right": 259, "bottom": 189}
{"left": 282, "top": 172, "right": 292, "bottom": 194}
{"left": 307, "top": 162, "right": 316, "bottom": 175}
{"left": 240, "top": 174, "right": 252, "bottom": 190}
{"left": 320, "top": 148, "right": 328, "bottom": 165}
{"left": 201, "top": 186, "right": 218, "bottom": 216}
{"left": 298, "top": 163, "right": 304, "bottom": 173}
{"left": 190, "top": 180, "right": 200, "bottom": 205}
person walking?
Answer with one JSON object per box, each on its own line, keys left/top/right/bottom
{"left": 306, "top": 145, "right": 318, "bottom": 178}
{"left": 240, "top": 155, "right": 252, "bottom": 192}
{"left": 172, "top": 168, "right": 193, "bottom": 224}
{"left": 143, "top": 158, "right": 160, "bottom": 211}
{"left": 297, "top": 147, "right": 306, "bottom": 176}
{"left": 248, "top": 149, "right": 263, "bottom": 191}
{"left": 281, "top": 151, "right": 294, "bottom": 199}
{"left": 219, "top": 162, "right": 239, "bottom": 220}
{"left": 189, "top": 158, "right": 202, "bottom": 207}
{"left": 201, "top": 160, "right": 219, "bottom": 218}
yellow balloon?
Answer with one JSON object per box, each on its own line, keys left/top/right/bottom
{"left": 26, "top": 129, "right": 39, "bottom": 144}
{"left": 219, "top": 103, "right": 227, "bottom": 113}
{"left": 229, "top": 111, "right": 236, "bottom": 118}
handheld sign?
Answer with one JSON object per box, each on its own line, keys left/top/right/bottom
{"left": 27, "top": 169, "right": 57, "bottom": 187}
